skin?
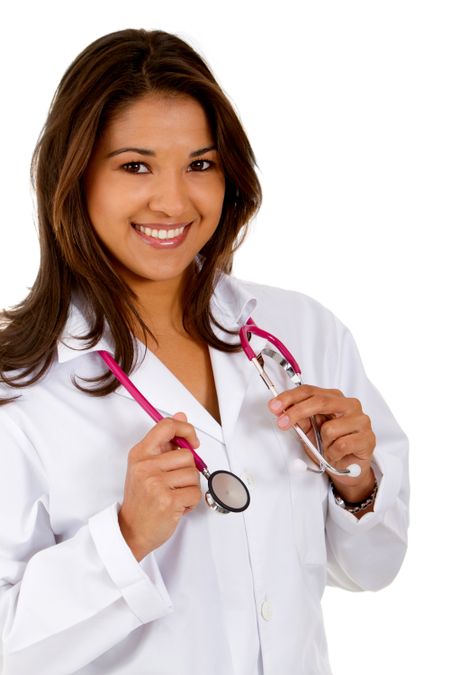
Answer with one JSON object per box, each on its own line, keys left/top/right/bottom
{"left": 84, "top": 93, "right": 226, "bottom": 332}
{"left": 84, "top": 94, "right": 376, "bottom": 561}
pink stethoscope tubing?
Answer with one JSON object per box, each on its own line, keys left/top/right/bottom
{"left": 98, "top": 349, "right": 206, "bottom": 472}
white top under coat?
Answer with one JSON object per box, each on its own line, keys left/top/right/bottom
{"left": 0, "top": 274, "right": 409, "bottom": 675}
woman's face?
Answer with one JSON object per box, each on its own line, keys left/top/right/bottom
{"left": 84, "top": 94, "right": 226, "bottom": 289}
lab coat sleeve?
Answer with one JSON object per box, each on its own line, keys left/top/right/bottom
{"left": 0, "top": 410, "right": 173, "bottom": 675}
{"left": 324, "top": 322, "right": 409, "bottom": 592}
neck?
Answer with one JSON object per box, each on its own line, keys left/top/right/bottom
{"left": 130, "top": 273, "right": 190, "bottom": 339}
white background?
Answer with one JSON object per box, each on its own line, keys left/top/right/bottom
{"left": 1, "top": 1, "right": 448, "bottom": 673}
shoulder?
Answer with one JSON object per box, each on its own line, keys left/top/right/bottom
{"left": 226, "top": 276, "right": 357, "bottom": 378}
{"left": 231, "top": 276, "right": 344, "bottom": 332}
{"left": 227, "top": 277, "right": 371, "bottom": 391}
{"left": 0, "top": 363, "right": 54, "bottom": 416}
{"left": 236, "top": 277, "right": 326, "bottom": 307}
{"left": 0, "top": 352, "right": 96, "bottom": 417}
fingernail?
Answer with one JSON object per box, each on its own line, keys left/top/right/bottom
{"left": 278, "top": 415, "right": 291, "bottom": 429}
{"left": 269, "top": 400, "right": 283, "bottom": 412}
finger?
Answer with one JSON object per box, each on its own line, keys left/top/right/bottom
{"left": 166, "top": 466, "right": 200, "bottom": 489}
{"left": 169, "top": 412, "right": 201, "bottom": 451}
{"left": 172, "top": 411, "right": 187, "bottom": 422}
{"left": 173, "top": 485, "right": 202, "bottom": 513}
{"left": 325, "top": 430, "right": 376, "bottom": 464}
{"left": 318, "top": 414, "right": 371, "bottom": 448}
{"left": 268, "top": 385, "right": 344, "bottom": 415}
{"left": 274, "top": 394, "right": 362, "bottom": 429}
{"left": 132, "top": 417, "right": 200, "bottom": 460}
{"left": 277, "top": 413, "right": 312, "bottom": 434}
{"left": 136, "top": 448, "right": 198, "bottom": 475}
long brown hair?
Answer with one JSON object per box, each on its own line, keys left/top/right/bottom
{"left": 0, "top": 29, "right": 262, "bottom": 403}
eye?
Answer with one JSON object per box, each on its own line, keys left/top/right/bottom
{"left": 189, "top": 159, "right": 214, "bottom": 172}
{"left": 122, "top": 162, "right": 150, "bottom": 174}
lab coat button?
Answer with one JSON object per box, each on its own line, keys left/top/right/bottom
{"left": 261, "top": 600, "right": 273, "bottom": 621}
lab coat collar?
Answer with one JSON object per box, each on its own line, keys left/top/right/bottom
{"left": 208, "top": 275, "right": 267, "bottom": 447}
{"left": 57, "top": 301, "right": 115, "bottom": 363}
{"left": 56, "top": 275, "right": 267, "bottom": 445}
{"left": 209, "top": 273, "right": 257, "bottom": 331}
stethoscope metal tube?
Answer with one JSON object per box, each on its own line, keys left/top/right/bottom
{"left": 239, "top": 321, "right": 362, "bottom": 479}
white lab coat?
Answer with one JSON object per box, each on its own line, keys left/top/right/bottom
{"left": 0, "top": 274, "right": 409, "bottom": 675}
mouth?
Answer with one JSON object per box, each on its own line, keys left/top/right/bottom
{"left": 131, "top": 222, "right": 192, "bottom": 248}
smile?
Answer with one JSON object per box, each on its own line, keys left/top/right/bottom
{"left": 132, "top": 223, "right": 187, "bottom": 240}
{"left": 131, "top": 222, "right": 192, "bottom": 249}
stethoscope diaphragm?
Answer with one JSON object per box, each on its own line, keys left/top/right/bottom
{"left": 204, "top": 470, "right": 250, "bottom": 513}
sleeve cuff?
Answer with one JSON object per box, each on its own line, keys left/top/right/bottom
{"left": 88, "top": 503, "right": 173, "bottom": 624}
{"left": 327, "top": 451, "right": 402, "bottom": 534}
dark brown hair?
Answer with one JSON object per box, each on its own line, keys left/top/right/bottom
{"left": 0, "top": 29, "right": 262, "bottom": 402}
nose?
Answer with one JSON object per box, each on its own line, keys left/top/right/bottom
{"left": 147, "top": 171, "right": 191, "bottom": 218}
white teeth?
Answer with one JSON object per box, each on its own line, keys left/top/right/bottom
{"left": 134, "top": 224, "right": 186, "bottom": 239}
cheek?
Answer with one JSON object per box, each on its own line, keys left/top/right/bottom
{"left": 197, "top": 177, "right": 226, "bottom": 217}
{"left": 85, "top": 177, "right": 135, "bottom": 228}
{"left": 84, "top": 176, "right": 110, "bottom": 228}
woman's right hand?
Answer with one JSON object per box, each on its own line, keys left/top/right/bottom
{"left": 118, "top": 412, "right": 202, "bottom": 561}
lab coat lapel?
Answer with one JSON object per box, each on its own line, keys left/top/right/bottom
{"left": 57, "top": 303, "right": 113, "bottom": 362}
{"left": 113, "top": 344, "right": 224, "bottom": 443}
{"left": 209, "top": 333, "right": 267, "bottom": 448}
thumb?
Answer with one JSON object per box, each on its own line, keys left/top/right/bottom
{"left": 138, "top": 412, "right": 190, "bottom": 457}
{"left": 171, "top": 411, "right": 187, "bottom": 422}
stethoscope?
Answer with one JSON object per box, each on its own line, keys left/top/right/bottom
{"left": 98, "top": 318, "right": 361, "bottom": 515}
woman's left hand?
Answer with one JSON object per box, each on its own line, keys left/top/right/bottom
{"left": 268, "top": 384, "right": 377, "bottom": 503}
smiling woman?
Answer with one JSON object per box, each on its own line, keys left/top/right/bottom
{"left": 84, "top": 95, "right": 226, "bottom": 291}
{"left": 0, "top": 29, "right": 261, "bottom": 399}
{"left": 0, "top": 28, "right": 408, "bottom": 675}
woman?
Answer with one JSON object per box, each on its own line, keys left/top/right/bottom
{"left": 0, "top": 29, "right": 409, "bottom": 675}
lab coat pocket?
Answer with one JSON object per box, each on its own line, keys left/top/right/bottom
{"left": 287, "top": 459, "right": 329, "bottom": 566}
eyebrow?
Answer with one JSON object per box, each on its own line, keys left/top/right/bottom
{"left": 106, "top": 144, "right": 217, "bottom": 159}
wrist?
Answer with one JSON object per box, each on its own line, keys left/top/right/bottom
{"left": 330, "top": 468, "right": 376, "bottom": 504}
{"left": 330, "top": 470, "right": 378, "bottom": 516}
{"left": 118, "top": 510, "right": 149, "bottom": 562}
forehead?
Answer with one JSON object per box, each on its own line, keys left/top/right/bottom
{"left": 102, "top": 94, "right": 214, "bottom": 147}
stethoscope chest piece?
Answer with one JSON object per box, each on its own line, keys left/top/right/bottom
{"left": 204, "top": 470, "right": 250, "bottom": 514}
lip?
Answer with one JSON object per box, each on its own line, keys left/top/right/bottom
{"left": 131, "top": 221, "right": 192, "bottom": 249}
